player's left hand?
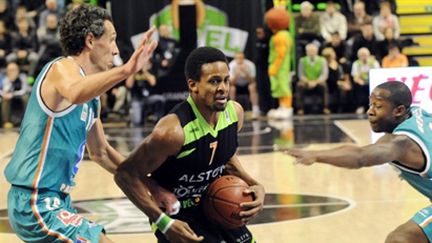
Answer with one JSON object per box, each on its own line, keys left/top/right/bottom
{"left": 143, "top": 177, "right": 180, "bottom": 215}
{"left": 239, "top": 184, "right": 265, "bottom": 223}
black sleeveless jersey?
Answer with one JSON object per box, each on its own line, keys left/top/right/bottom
{"left": 150, "top": 96, "right": 239, "bottom": 210}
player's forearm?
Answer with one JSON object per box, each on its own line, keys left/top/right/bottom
{"left": 103, "top": 145, "right": 126, "bottom": 174}
{"left": 67, "top": 65, "right": 131, "bottom": 104}
{"left": 225, "top": 157, "right": 261, "bottom": 186}
{"left": 314, "top": 145, "right": 365, "bottom": 169}
{"left": 115, "top": 164, "right": 163, "bottom": 221}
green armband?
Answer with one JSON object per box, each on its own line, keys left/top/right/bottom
{"left": 155, "top": 213, "right": 175, "bottom": 234}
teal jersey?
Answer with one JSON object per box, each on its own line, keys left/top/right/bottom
{"left": 390, "top": 107, "right": 432, "bottom": 199}
{"left": 4, "top": 57, "right": 99, "bottom": 194}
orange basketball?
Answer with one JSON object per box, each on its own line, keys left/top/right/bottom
{"left": 202, "top": 175, "right": 253, "bottom": 229}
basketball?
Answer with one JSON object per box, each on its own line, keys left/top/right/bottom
{"left": 202, "top": 175, "right": 253, "bottom": 229}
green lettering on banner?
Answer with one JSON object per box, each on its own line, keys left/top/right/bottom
{"left": 206, "top": 30, "right": 222, "bottom": 48}
{"left": 224, "top": 32, "right": 240, "bottom": 53}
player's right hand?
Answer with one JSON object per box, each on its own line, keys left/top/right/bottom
{"left": 164, "top": 220, "right": 204, "bottom": 243}
{"left": 284, "top": 148, "right": 316, "bottom": 166}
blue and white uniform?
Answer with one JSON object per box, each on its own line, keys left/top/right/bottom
{"left": 390, "top": 107, "right": 432, "bottom": 240}
{"left": 4, "top": 57, "right": 103, "bottom": 243}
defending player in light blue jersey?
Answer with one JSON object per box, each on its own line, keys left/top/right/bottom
{"left": 286, "top": 81, "right": 432, "bottom": 243}
{"left": 3, "top": 4, "right": 157, "bottom": 243}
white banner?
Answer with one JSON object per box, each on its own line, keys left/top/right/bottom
{"left": 369, "top": 66, "right": 432, "bottom": 142}
{"left": 198, "top": 25, "right": 249, "bottom": 57}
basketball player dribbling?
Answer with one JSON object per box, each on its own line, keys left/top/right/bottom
{"left": 115, "top": 47, "right": 265, "bottom": 242}
{"left": 4, "top": 5, "right": 157, "bottom": 243}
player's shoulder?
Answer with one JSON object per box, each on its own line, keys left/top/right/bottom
{"left": 151, "top": 113, "right": 184, "bottom": 147}
{"left": 45, "top": 57, "right": 81, "bottom": 79}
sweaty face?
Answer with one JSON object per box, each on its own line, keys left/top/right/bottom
{"left": 194, "top": 61, "right": 230, "bottom": 112}
{"left": 367, "top": 88, "right": 398, "bottom": 133}
{"left": 90, "top": 20, "right": 119, "bottom": 72}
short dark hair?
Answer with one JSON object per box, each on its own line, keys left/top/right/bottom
{"left": 376, "top": 81, "right": 412, "bottom": 109}
{"left": 59, "top": 4, "right": 112, "bottom": 56}
{"left": 184, "top": 47, "right": 228, "bottom": 81}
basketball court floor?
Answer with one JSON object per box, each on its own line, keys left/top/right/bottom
{"left": 0, "top": 114, "right": 428, "bottom": 243}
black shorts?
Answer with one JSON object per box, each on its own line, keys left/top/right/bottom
{"left": 154, "top": 207, "right": 255, "bottom": 243}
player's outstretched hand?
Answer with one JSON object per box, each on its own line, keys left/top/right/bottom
{"left": 124, "top": 26, "right": 158, "bottom": 75}
{"left": 239, "top": 184, "right": 265, "bottom": 223}
{"left": 165, "top": 220, "right": 204, "bottom": 243}
{"left": 285, "top": 148, "right": 316, "bottom": 165}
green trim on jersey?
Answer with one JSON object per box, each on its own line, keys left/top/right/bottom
{"left": 181, "top": 96, "right": 238, "bottom": 147}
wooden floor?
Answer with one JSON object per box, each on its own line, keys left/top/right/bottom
{"left": 0, "top": 115, "right": 428, "bottom": 243}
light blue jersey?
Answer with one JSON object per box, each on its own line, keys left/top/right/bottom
{"left": 4, "top": 57, "right": 99, "bottom": 194}
{"left": 390, "top": 107, "right": 432, "bottom": 199}
{"left": 391, "top": 107, "right": 432, "bottom": 241}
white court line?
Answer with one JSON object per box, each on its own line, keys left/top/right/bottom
{"left": 334, "top": 120, "right": 361, "bottom": 144}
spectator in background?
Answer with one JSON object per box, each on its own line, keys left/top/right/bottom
{"left": 321, "top": 47, "right": 352, "bottom": 113}
{"left": 7, "top": 17, "right": 38, "bottom": 76}
{"left": 0, "top": 62, "right": 29, "bottom": 128}
{"left": 350, "top": 22, "right": 378, "bottom": 62}
{"left": 320, "top": 0, "right": 348, "bottom": 43}
{"left": 322, "top": 31, "right": 349, "bottom": 70}
{"left": 153, "top": 24, "right": 179, "bottom": 78}
{"left": 351, "top": 47, "right": 380, "bottom": 114}
{"left": 296, "top": 43, "right": 330, "bottom": 115}
{"left": 347, "top": 1, "right": 373, "bottom": 39}
{"left": 373, "top": 1, "right": 400, "bottom": 41}
{"left": 126, "top": 62, "right": 166, "bottom": 126}
{"left": 0, "top": 0, "right": 14, "bottom": 30}
{"left": 376, "top": 26, "right": 399, "bottom": 61}
{"left": 0, "top": 20, "right": 12, "bottom": 68}
{"left": 255, "top": 26, "right": 275, "bottom": 114}
{"left": 229, "top": 52, "right": 260, "bottom": 118}
{"left": 381, "top": 42, "right": 408, "bottom": 68}
{"left": 14, "top": 5, "right": 36, "bottom": 33}
{"left": 295, "top": 1, "right": 322, "bottom": 43}
{"left": 35, "top": 13, "right": 62, "bottom": 76}
{"left": 38, "top": 0, "right": 64, "bottom": 29}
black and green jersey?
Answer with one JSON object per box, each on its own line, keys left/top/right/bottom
{"left": 151, "top": 96, "right": 238, "bottom": 210}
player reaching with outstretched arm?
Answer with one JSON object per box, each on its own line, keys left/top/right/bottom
{"left": 286, "top": 81, "right": 432, "bottom": 243}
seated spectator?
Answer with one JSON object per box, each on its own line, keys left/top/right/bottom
{"left": 320, "top": 1, "right": 348, "bottom": 43}
{"left": 7, "top": 17, "right": 38, "bottom": 76}
{"left": 347, "top": 1, "right": 373, "bottom": 39}
{"left": 372, "top": 0, "right": 400, "bottom": 41}
{"left": 296, "top": 43, "right": 330, "bottom": 115}
{"left": 350, "top": 22, "right": 378, "bottom": 62}
{"left": 0, "top": 62, "right": 29, "bottom": 128}
{"left": 295, "top": 1, "right": 322, "bottom": 42}
{"left": 351, "top": 47, "right": 380, "bottom": 114}
{"left": 295, "top": 1, "right": 322, "bottom": 59}
{"left": 381, "top": 42, "right": 408, "bottom": 68}
{"left": 229, "top": 52, "right": 260, "bottom": 118}
{"left": 321, "top": 47, "right": 352, "bottom": 113}
{"left": 322, "top": 31, "right": 349, "bottom": 70}
{"left": 0, "top": 0, "right": 14, "bottom": 31}
{"left": 0, "top": 20, "right": 11, "bottom": 68}
{"left": 38, "top": 0, "right": 64, "bottom": 30}
{"left": 35, "top": 13, "right": 62, "bottom": 75}
{"left": 13, "top": 5, "right": 36, "bottom": 34}
{"left": 126, "top": 63, "right": 166, "bottom": 126}
{"left": 153, "top": 24, "right": 179, "bottom": 78}
{"left": 376, "top": 26, "right": 400, "bottom": 61}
